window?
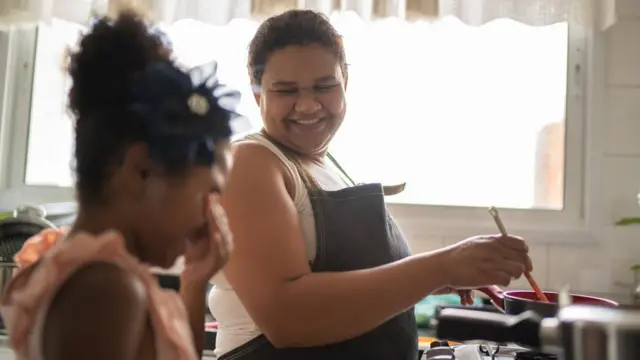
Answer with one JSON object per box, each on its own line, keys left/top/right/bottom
{"left": 25, "top": 20, "right": 83, "bottom": 188}
{"left": 0, "top": 23, "right": 74, "bottom": 212}
{"left": 0, "top": 10, "right": 587, "bottom": 233}
{"left": 164, "top": 15, "right": 581, "bottom": 211}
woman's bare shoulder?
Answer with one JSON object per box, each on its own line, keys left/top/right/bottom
{"left": 231, "top": 140, "right": 285, "bottom": 165}
{"left": 229, "top": 140, "right": 296, "bottom": 195}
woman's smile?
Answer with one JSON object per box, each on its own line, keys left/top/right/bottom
{"left": 287, "top": 117, "right": 329, "bottom": 134}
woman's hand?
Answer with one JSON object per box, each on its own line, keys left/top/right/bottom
{"left": 441, "top": 235, "right": 532, "bottom": 289}
{"left": 181, "top": 194, "right": 233, "bottom": 284}
{"left": 432, "top": 288, "right": 475, "bottom": 305}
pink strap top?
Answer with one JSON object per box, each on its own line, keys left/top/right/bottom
{"left": 0, "top": 229, "right": 198, "bottom": 360}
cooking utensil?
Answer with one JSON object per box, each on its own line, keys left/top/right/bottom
{"left": 476, "top": 285, "right": 618, "bottom": 317}
{"left": 523, "top": 273, "right": 548, "bottom": 302}
{"left": 557, "top": 284, "right": 572, "bottom": 308}
{"left": 488, "top": 206, "right": 549, "bottom": 303}
{"left": 433, "top": 304, "right": 640, "bottom": 360}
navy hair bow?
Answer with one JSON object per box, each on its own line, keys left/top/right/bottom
{"left": 128, "top": 60, "right": 243, "bottom": 166}
{"left": 87, "top": 15, "right": 242, "bottom": 166}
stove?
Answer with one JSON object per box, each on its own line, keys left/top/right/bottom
{"left": 421, "top": 341, "right": 557, "bottom": 360}
{"left": 427, "top": 305, "right": 558, "bottom": 360}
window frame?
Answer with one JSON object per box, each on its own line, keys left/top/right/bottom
{"left": 0, "top": 23, "right": 75, "bottom": 214}
{"left": 387, "top": 22, "right": 605, "bottom": 244}
{"left": 0, "top": 19, "right": 604, "bottom": 242}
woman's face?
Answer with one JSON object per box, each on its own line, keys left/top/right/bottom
{"left": 256, "top": 44, "right": 347, "bottom": 157}
{"left": 129, "top": 142, "right": 232, "bottom": 268}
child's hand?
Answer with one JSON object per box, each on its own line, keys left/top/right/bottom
{"left": 181, "top": 194, "right": 233, "bottom": 284}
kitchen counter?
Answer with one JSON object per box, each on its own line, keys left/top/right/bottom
{"left": 0, "top": 330, "right": 431, "bottom": 359}
{"left": 0, "top": 337, "right": 13, "bottom": 360}
{"left": 0, "top": 335, "right": 216, "bottom": 359}
{"left": 0, "top": 290, "right": 634, "bottom": 359}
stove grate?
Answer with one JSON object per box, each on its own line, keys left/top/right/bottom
{"left": 514, "top": 351, "right": 558, "bottom": 360}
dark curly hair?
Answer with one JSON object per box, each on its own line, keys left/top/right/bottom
{"left": 247, "top": 9, "right": 348, "bottom": 85}
{"left": 68, "top": 9, "right": 235, "bottom": 205}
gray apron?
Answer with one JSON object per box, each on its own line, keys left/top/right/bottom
{"left": 219, "top": 153, "right": 418, "bottom": 360}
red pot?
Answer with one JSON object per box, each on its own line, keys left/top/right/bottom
{"left": 476, "top": 285, "right": 618, "bottom": 317}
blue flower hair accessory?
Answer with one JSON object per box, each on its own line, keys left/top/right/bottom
{"left": 128, "top": 60, "right": 243, "bottom": 166}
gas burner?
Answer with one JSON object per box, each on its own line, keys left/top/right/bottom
{"left": 479, "top": 344, "right": 501, "bottom": 357}
{"left": 513, "top": 351, "right": 557, "bottom": 360}
{"left": 478, "top": 345, "right": 556, "bottom": 360}
{"left": 422, "top": 343, "right": 557, "bottom": 360}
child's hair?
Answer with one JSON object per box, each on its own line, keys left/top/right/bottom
{"left": 247, "top": 9, "right": 348, "bottom": 190}
{"left": 68, "top": 9, "right": 238, "bottom": 204}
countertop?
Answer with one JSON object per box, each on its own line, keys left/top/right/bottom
{"left": 0, "top": 335, "right": 216, "bottom": 359}
{"left": 0, "top": 337, "right": 13, "bottom": 360}
{"left": 0, "top": 291, "right": 633, "bottom": 359}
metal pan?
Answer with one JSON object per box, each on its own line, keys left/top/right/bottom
{"left": 476, "top": 285, "right": 618, "bottom": 317}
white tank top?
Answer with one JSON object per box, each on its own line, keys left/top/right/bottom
{"left": 209, "top": 133, "right": 348, "bottom": 357}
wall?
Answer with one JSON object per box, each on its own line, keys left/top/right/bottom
{"left": 407, "top": 0, "right": 640, "bottom": 296}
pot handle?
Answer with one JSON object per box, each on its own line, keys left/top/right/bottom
{"left": 476, "top": 286, "right": 506, "bottom": 311}
{"left": 433, "top": 308, "right": 542, "bottom": 348}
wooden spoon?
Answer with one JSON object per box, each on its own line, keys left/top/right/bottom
{"left": 487, "top": 206, "right": 549, "bottom": 303}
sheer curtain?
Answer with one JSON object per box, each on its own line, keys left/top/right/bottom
{"left": 2, "top": 0, "right": 596, "bottom": 209}
{"left": 1, "top": 0, "right": 596, "bottom": 27}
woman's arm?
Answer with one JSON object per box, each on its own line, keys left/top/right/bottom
{"left": 42, "top": 262, "right": 148, "bottom": 360}
{"left": 220, "top": 143, "right": 450, "bottom": 348}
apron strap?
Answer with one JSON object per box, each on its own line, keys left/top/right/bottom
{"left": 326, "top": 152, "right": 406, "bottom": 196}
{"left": 327, "top": 152, "right": 357, "bottom": 187}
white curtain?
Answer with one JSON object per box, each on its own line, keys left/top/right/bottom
{"left": 0, "top": 0, "right": 599, "bottom": 28}
{"left": 8, "top": 0, "right": 593, "bottom": 208}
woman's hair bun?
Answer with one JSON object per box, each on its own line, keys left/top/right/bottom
{"left": 67, "top": 9, "right": 171, "bottom": 119}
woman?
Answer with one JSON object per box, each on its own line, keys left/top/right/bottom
{"left": 210, "top": 9, "right": 532, "bottom": 360}
{"left": 0, "top": 9, "right": 238, "bottom": 360}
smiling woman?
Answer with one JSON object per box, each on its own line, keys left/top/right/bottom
{"left": 258, "top": 44, "right": 346, "bottom": 156}
{"left": 207, "top": 9, "right": 533, "bottom": 360}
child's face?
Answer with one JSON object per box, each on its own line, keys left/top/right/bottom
{"left": 129, "top": 142, "right": 232, "bottom": 268}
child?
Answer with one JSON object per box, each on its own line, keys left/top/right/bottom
{"left": 0, "top": 8, "right": 239, "bottom": 360}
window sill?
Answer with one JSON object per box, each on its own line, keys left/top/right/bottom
{"left": 387, "top": 203, "right": 600, "bottom": 245}
{"left": 0, "top": 186, "right": 74, "bottom": 213}
{"left": 0, "top": 189, "right": 601, "bottom": 245}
